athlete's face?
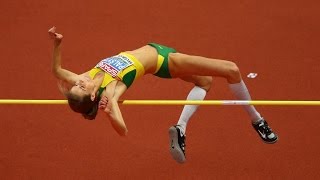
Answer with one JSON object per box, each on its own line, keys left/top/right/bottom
{"left": 70, "top": 76, "right": 95, "bottom": 97}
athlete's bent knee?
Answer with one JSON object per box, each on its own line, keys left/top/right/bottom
{"left": 227, "top": 62, "right": 241, "bottom": 83}
{"left": 197, "top": 76, "right": 212, "bottom": 92}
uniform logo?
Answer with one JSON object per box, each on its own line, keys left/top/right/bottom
{"left": 96, "top": 55, "right": 134, "bottom": 77}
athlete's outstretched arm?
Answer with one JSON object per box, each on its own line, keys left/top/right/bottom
{"left": 99, "top": 81, "right": 128, "bottom": 136}
{"left": 48, "top": 26, "right": 78, "bottom": 84}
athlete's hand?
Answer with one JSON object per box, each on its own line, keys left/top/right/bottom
{"left": 99, "top": 96, "right": 112, "bottom": 113}
{"left": 48, "top": 26, "right": 63, "bottom": 44}
{"left": 98, "top": 96, "right": 107, "bottom": 109}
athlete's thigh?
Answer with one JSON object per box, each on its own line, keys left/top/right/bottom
{"left": 169, "top": 53, "right": 236, "bottom": 78}
{"left": 180, "top": 75, "right": 212, "bottom": 91}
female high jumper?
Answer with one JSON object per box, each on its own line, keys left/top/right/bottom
{"left": 49, "top": 26, "right": 278, "bottom": 164}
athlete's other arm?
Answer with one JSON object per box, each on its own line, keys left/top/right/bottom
{"left": 99, "top": 81, "right": 128, "bottom": 136}
{"left": 48, "top": 26, "right": 78, "bottom": 84}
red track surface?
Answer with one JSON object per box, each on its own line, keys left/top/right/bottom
{"left": 1, "top": 1, "right": 320, "bottom": 179}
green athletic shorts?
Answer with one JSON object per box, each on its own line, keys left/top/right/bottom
{"left": 148, "top": 43, "right": 177, "bottom": 78}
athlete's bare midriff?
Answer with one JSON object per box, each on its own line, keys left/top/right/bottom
{"left": 124, "top": 45, "right": 158, "bottom": 74}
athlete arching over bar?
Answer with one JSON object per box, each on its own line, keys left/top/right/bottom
{"left": 48, "top": 26, "right": 278, "bottom": 164}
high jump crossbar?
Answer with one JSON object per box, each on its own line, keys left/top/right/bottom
{"left": 0, "top": 99, "right": 320, "bottom": 106}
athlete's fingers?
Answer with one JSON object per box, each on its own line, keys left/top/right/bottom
{"left": 101, "top": 96, "right": 108, "bottom": 103}
{"left": 99, "top": 100, "right": 105, "bottom": 106}
{"left": 55, "top": 33, "right": 63, "bottom": 40}
{"left": 48, "top": 26, "right": 56, "bottom": 33}
{"left": 48, "top": 27, "right": 57, "bottom": 39}
{"left": 98, "top": 96, "right": 108, "bottom": 109}
{"left": 98, "top": 100, "right": 106, "bottom": 109}
{"left": 48, "top": 27, "right": 63, "bottom": 42}
{"left": 99, "top": 104, "right": 106, "bottom": 109}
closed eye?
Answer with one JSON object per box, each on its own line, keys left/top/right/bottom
{"left": 75, "top": 84, "right": 86, "bottom": 91}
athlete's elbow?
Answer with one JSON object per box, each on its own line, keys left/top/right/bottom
{"left": 119, "top": 129, "right": 128, "bottom": 137}
{"left": 51, "top": 68, "right": 62, "bottom": 79}
{"left": 116, "top": 127, "right": 128, "bottom": 137}
{"left": 110, "top": 120, "right": 128, "bottom": 136}
{"left": 51, "top": 68, "right": 58, "bottom": 77}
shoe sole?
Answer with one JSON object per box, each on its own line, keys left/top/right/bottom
{"left": 263, "top": 136, "right": 279, "bottom": 144}
{"left": 168, "top": 126, "right": 186, "bottom": 164}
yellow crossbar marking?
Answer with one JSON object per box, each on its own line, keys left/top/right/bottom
{"left": 0, "top": 99, "right": 320, "bottom": 105}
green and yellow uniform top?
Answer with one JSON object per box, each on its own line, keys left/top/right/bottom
{"left": 89, "top": 52, "right": 145, "bottom": 93}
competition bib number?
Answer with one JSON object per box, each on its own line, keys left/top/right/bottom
{"left": 96, "top": 55, "right": 134, "bottom": 77}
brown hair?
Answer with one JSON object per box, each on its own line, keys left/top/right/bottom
{"left": 66, "top": 93, "right": 99, "bottom": 120}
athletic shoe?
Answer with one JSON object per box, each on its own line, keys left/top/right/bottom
{"left": 168, "top": 125, "right": 186, "bottom": 163}
{"left": 252, "top": 118, "right": 278, "bottom": 144}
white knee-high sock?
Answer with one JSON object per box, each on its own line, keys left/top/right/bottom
{"left": 229, "top": 80, "right": 262, "bottom": 123}
{"left": 177, "top": 86, "right": 207, "bottom": 134}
